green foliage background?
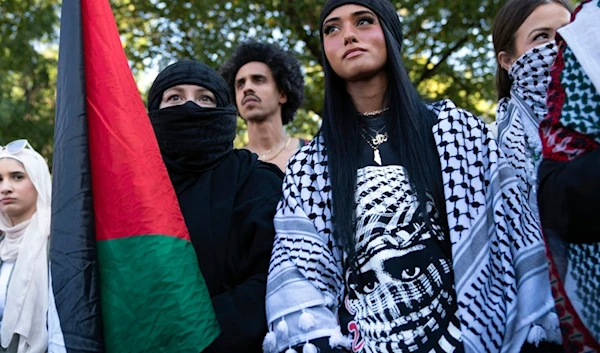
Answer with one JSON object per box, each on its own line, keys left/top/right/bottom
{"left": 0, "top": 0, "right": 578, "bottom": 164}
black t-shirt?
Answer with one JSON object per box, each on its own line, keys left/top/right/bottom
{"left": 357, "top": 114, "right": 400, "bottom": 167}
{"left": 337, "top": 114, "right": 464, "bottom": 353}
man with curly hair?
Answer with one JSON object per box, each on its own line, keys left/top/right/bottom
{"left": 220, "top": 41, "right": 305, "bottom": 171}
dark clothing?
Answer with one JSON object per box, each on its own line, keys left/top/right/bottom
{"left": 357, "top": 115, "right": 400, "bottom": 167}
{"left": 177, "top": 150, "right": 283, "bottom": 353}
{"left": 149, "top": 101, "right": 238, "bottom": 191}
{"left": 521, "top": 341, "right": 565, "bottom": 353}
{"left": 538, "top": 147, "right": 600, "bottom": 244}
{"left": 147, "top": 60, "right": 283, "bottom": 352}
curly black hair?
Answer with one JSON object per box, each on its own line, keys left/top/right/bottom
{"left": 219, "top": 41, "right": 304, "bottom": 125}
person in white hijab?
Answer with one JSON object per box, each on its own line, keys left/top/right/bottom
{"left": 0, "top": 140, "right": 51, "bottom": 353}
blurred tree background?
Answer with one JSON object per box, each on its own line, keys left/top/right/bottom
{"left": 1, "top": 0, "right": 576, "bottom": 165}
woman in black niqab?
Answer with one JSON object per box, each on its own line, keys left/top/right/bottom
{"left": 147, "top": 60, "right": 283, "bottom": 353}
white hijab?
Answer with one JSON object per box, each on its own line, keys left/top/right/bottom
{"left": 0, "top": 147, "right": 51, "bottom": 352}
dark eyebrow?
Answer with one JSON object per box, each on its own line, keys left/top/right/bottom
{"left": 323, "top": 10, "right": 376, "bottom": 26}
{"left": 251, "top": 74, "right": 267, "bottom": 80}
{"left": 527, "top": 27, "right": 552, "bottom": 38}
{"left": 164, "top": 86, "right": 185, "bottom": 93}
{"left": 1, "top": 171, "right": 25, "bottom": 177}
{"left": 236, "top": 74, "right": 267, "bottom": 86}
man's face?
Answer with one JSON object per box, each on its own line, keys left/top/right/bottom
{"left": 234, "top": 61, "right": 287, "bottom": 122}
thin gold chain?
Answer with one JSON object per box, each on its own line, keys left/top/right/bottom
{"left": 359, "top": 126, "right": 388, "bottom": 146}
{"left": 263, "top": 137, "right": 291, "bottom": 161}
{"left": 360, "top": 107, "right": 389, "bottom": 117}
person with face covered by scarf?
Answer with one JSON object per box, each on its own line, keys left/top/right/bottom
{"left": 492, "top": 0, "right": 572, "bottom": 217}
{"left": 147, "top": 60, "right": 283, "bottom": 353}
{"left": 0, "top": 140, "right": 51, "bottom": 353}
{"left": 263, "top": 0, "right": 560, "bottom": 352}
{"left": 536, "top": 0, "right": 600, "bottom": 350}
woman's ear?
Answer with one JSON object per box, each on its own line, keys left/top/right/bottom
{"left": 497, "top": 51, "right": 514, "bottom": 71}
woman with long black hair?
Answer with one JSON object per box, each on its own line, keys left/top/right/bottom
{"left": 263, "top": 0, "right": 559, "bottom": 352}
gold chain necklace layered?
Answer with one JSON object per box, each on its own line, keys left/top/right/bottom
{"left": 358, "top": 107, "right": 389, "bottom": 165}
{"left": 359, "top": 126, "right": 388, "bottom": 165}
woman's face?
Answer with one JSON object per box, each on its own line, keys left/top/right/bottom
{"left": 0, "top": 158, "right": 37, "bottom": 225}
{"left": 499, "top": 2, "right": 570, "bottom": 70}
{"left": 159, "top": 84, "right": 217, "bottom": 109}
{"left": 322, "top": 4, "right": 388, "bottom": 82}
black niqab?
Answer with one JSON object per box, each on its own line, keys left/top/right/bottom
{"left": 146, "top": 59, "right": 283, "bottom": 352}
{"left": 147, "top": 60, "right": 238, "bottom": 193}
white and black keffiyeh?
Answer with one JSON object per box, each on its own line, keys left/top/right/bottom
{"left": 496, "top": 41, "right": 558, "bottom": 216}
{"left": 265, "top": 100, "right": 558, "bottom": 353}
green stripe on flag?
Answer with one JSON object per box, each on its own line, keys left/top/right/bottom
{"left": 97, "top": 235, "right": 219, "bottom": 352}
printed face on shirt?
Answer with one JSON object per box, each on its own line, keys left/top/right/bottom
{"left": 322, "top": 4, "right": 388, "bottom": 82}
{"left": 159, "top": 84, "right": 217, "bottom": 109}
{"left": 499, "top": 3, "right": 570, "bottom": 70}
{"left": 0, "top": 158, "right": 37, "bottom": 225}
{"left": 345, "top": 167, "right": 462, "bottom": 353}
{"left": 234, "top": 61, "right": 287, "bottom": 123}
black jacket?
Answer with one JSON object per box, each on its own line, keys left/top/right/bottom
{"left": 176, "top": 149, "right": 283, "bottom": 353}
{"left": 538, "top": 148, "right": 600, "bottom": 243}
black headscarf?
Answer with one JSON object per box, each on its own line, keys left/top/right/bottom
{"left": 147, "top": 60, "right": 238, "bottom": 191}
{"left": 147, "top": 59, "right": 231, "bottom": 110}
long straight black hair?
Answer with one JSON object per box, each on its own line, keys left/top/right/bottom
{"left": 319, "top": 11, "right": 448, "bottom": 264}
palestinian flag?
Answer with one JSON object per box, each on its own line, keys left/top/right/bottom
{"left": 49, "top": 0, "right": 220, "bottom": 352}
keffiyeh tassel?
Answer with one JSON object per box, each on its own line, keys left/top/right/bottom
{"left": 276, "top": 317, "right": 290, "bottom": 338}
{"left": 527, "top": 325, "right": 547, "bottom": 347}
{"left": 542, "top": 312, "right": 562, "bottom": 344}
{"left": 263, "top": 331, "right": 277, "bottom": 353}
{"left": 298, "top": 310, "right": 316, "bottom": 331}
{"left": 329, "top": 327, "right": 353, "bottom": 350}
{"left": 302, "top": 342, "right": 318, "bottom": 353}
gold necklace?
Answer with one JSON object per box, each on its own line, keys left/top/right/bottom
{"left": 263, "top": 137, "right": 291, "bottom": 162}
{"left": 360, "top": 107, "right": 389, "bottom": 117}
{"left": 359, "top": 128, "right": 388, "bottom": 165}
{"left": 258, "top": 146, "right": 276, "bottom": 159}
{"left": 256, "top": 137, "right": 289, "bottom": 159}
